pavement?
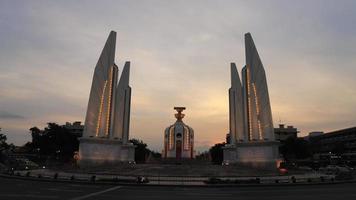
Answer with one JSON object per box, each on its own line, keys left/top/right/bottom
{"left": 11, "top": 169, "right": 335, "bottom": 185}
{"left": 1, "top": 176, "right": 356, "bottom": 200}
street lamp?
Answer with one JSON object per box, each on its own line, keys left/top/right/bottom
{"left": 55, "top": 150, "right": 61, "bottom": 160}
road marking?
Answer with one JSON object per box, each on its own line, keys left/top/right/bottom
{"left": 46, "top": 188, "right": 82, "bottom": 192}
{"left": 69, "top": 186, "right": 122, "bottom": 200}
{"left": 0, "top": 194, "right": 58, "bottom": 199}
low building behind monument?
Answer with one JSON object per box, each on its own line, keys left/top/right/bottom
{"left": 309, "top": 127, "right": 356, "bottom": 165}
{"left": 274, "top": 124, "right": 298, "bottom": 142}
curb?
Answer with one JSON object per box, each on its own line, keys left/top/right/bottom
{"left": 1, "top": 173, "right": 356, "bottom": 188}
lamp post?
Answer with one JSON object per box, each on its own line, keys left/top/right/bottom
{"left": 55, "top": 150, "right": 60, "bottom": 160}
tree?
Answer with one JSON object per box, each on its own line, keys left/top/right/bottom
{"left": 332, "top": 142, "right": 346, "bottom": 155}
{"left": 0, "top": 128, "right": 10, "bottom": 151}
{"left": 129, "top": 139, "right": 162, "bottom": 163}
{"left": 0, "top": 128, "right": 14, "bottom": 163}
{"left": 28, "top": 123, "right": 79, "bottom": 161}
{"left": 209, "top": 142, "right": 225, "bottom": 165}
{"left": 129, "top": 139, "right": 150, "bottom": 164}
{"left": 195, "top": 151, "right": 210, "bottom": 161}
{"left": 279, "top": 137, "right": 311, "bottom": 161}
{"left": 29, "top": 126, "right": 41, "bottom": 151}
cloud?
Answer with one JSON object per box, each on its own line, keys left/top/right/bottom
{"left": 0, "top": 111, "right": 25, "bottom": 119}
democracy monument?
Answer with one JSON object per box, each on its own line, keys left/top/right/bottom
{"left": 163, "top": 107, "right": 195, "bottom": 159}
{"left": 78, "top": 31, "right": 135, "bottom": 165}
{"left": 78, "top": 30, "right": 279, "bottom": 169}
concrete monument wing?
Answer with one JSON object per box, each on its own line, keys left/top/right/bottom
{"left": 79, "top": 31, "right": 135, "bottom": 165}
{"left": 224, "top": 33, "right": 279, "bottom": 168}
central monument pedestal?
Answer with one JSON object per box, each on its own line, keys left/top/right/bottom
{"left": 223, "top": 141, "right": 279, "bottom": 169}
{"left": 79, "top": 137, "right": 135, "bottom": 166}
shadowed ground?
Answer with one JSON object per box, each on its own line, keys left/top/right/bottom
{"left": 55, "top": 164, "right": 284, "bottom": 177}
{"left": 0, "top": 176, "right": 356, "bottom": 200}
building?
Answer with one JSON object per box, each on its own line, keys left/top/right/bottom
{"left": 308, "top": 127, "right": 356, "bottom": 164}
{"left": 274, "top": 124, "right": 298, "bottom": 142}
{"left": 79, "top": 31, "right": 135, "bottom": 165}
{"left": 163, "top": 107, "right": 195, "bottom": 159}
{"left": 310, "top": 127, "right": 356, "bottom": 154}
{"left": 223, "top": 33, "right": 279, "bottom": 168}
{"left": 63, "top": 121, "right": 84, "bottom": 137}
{"left": 303, "top": 131, "right": 324, "bottom": 141}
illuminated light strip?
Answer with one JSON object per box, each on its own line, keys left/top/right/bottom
{"left": 252, "top": 83, "right": 259, "bottom": 115}
{"left": 246, "top": 68, "right": 253, "bottom": 140}
{"left": 169, "top": 127, "right": 175, "bottom": 150}
{"left": 105, "top": 67, "right": 114, "bottom": 136}
{"left": 258, "top": 121, "right": 262, "bottom": 140}
{"left": 95, "top": 81, "right": 108, "bottom": 137}
{"left": 184, "top": 126, "right": 190, "bottom": 150}
{"left": 253, "top": 83, "right": 263, "bottom": 140}
{"left": 248, "top": 97, "right": 252, "bottom": 139}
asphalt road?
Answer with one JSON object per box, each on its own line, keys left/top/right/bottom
{"left": 0, "top": 177, "right": 356, "bottom": 200}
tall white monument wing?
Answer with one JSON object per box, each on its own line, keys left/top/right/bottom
{"left": 79, "top": 31, "right": 135, "bottom": 165}
{"left": 245, "top": 33, "right": 274, "bottom": 140}
{"left": 229, "top": 63, "right": 245, "bottom": 143}
{"left": 83, "top": 31, "right": 117, "bottom": 138}
{"left": 112, "top": 62, "right": 131, "bottom": 143}
{"left": 224, "top": 33, "right": 279, "bottom": 168}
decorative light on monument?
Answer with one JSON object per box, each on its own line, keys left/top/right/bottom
{"left": 169, "top": 128, "right": 174, "bottom": 150}
{"left": 184, "top": 126, "right": 190, "bottom": 150}
{"left": 96, "top": 80, "right": 108, "bottom": 137}
{"left": 253, "top": 83, "right": 263, "bottom": 140}
{"left": 106, "top": 66, "right": 114, "bottom": 136}
{"left": 246, "top": 67, "right": 253, "bottom": 140}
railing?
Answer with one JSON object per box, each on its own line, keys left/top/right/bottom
{"left": 4, "top": 169, "right": 342, "bottom": 186}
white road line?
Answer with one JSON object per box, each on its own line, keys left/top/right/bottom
{"left": 46, "top": 188, "right": 82, "bottom": 192}
{"left": 0, "top": 194, "right": 59, "bottom": 199}
{"left": 69, "top": 186, "right": 122, "bottom": 200}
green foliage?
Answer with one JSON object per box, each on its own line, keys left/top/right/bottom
{"left": 26, "top": 123, "right": 159, "bottom": 163}
{"left": 129, "top": 139, "right": 150, "bottom": 163}
{"left": 150, "top": 151, "right": 162, "bottom": 159}
{"left": 29, "top": 123, "right": 79, "bottom": 160}
{"left": 332, "top": 142, "right": 346, "bottom": 155}
{"left": 209, "top": 142, "right": 225, "bottom": 165}
{"left": 129, "top": 138, "right": 161, "bottom": 163}
{"left": 0, "top": 128, "right": 10, "bottom": 151}
{"left": 0, "top": 128, "right": 12, "bottom": 163}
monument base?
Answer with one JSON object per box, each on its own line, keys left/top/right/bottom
{"left": 223, "top": 141, "right": 280, "bottom": 170}
{"left": 78, "top": 137, "right": 135, "bottom": 166}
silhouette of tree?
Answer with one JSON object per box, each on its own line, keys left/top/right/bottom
{"left": 209, "top": 142, "right": 225, "bottom": 165}
{"left": 332, "top": 142, "right": 346, "bottom": 155}
{"left": 0, "top": 128, "right": 15, "bottom": 163}
{"left": 195, "top": 151, "right": 210, "bottom": 161}
{"left": 0, "top": 128, "right": 10, "bottom": 152}
{"left": 279, "top": 137, "right": 311, "bottom": 161}
{"left": 28, "top": 123, "right": 79, "bottom": 161}
{"left": 129, "top": 139, "right": 150, "bottom": 163}
{"left": 26, "top": 124, "right": 159, "bottom": 163}
{"left": 129, "top": 139, "right": 161, "bottom": 163}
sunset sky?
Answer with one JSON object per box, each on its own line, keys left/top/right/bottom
{"left": 1, "top": 0, "right": 356, "bottom": 152}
